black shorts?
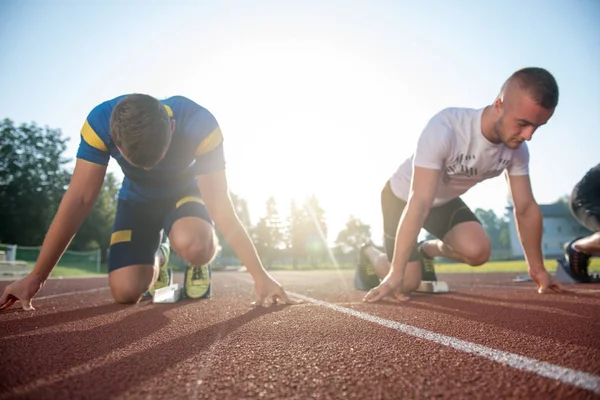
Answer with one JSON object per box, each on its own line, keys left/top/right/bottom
{"left": 381, "top": 180, "right": 481, "bottom": 262}
{"left": 570, "top": 163, "right": 600, "bottom": 232}
{"left": 108, "top": 185, "right": 212, "bottom": 272}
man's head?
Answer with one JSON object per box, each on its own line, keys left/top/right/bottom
{"left": 492, "top": 67, "right": 559, "bottom": 149}
{"left": 110, "top": 94, "right": 175, "bottom": 169}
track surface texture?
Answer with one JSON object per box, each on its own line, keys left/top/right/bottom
{"left": 1, "top": 270, "right": 600, "bottom": 400}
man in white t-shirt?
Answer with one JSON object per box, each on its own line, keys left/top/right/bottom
{"left": 356, "top": 67, "right": 566, "bottom": 303}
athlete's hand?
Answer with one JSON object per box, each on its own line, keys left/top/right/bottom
{"left": 363, "top": 274, "right": 409, "bottom": 303}
{"left": 529, "top": 269, "right": 568, "bottom": 294}
{"left": 252, "top": 273, "right": 300, "bottom": 307}
{"left": 0, "top": 274, "right": 46, "bottom": 311}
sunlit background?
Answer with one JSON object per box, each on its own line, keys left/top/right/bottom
{"left": 1, "top": 0, "right": 599, "bottom": 246}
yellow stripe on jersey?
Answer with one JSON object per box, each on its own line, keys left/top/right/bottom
{"left": 195, "top": 127, "right": 223, "bottom": 156}
{"left": 110, "top": 230, "right": 132, "bottom": 245}
{"left": 81, "top": 120, "right": 108, "bottom": 152}
{"left": 176, "top": 196, "right": 205, "bottom": 208}
{"left": 163, "top": 105, "right": 173, "bottom": 117}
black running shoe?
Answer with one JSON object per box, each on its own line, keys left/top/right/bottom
{"left": 418, "top": 241, "right": 438, "bottom": 282}
{"left": 354, "top": 242, "right": 380, "bottom": 291}
{"left": 564, "top": 239, "right": 591, "bottom": 283}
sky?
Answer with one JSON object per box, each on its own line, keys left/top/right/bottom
{"left": 1, "top": 0, "right": 599, "bottom": 246}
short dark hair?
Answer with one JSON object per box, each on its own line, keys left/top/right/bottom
{"left": 109, "top": 94, "right": 171, "bottom": 168}
{"left": 505, "top": 67, "right": 559, "bottom": 110}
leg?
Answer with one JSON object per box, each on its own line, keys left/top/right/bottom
{"left": 573, "top": 232, "right": 600, "bottom": 256}
{"left": 166, "top": 196, "right": 217, "bottom": 267}
{"left": 108, "top": 201, "right": 165, "bottom": 304}
{"left": 363, "top": 245, "right": 422, "bottom": 293}
{"left": 164, "top": 192, "right": 217, "bottom": 299}
{"left": 109, "top": 264, "right": 158, "bottom": 304}
{"left": 169, "top": 217, "right": 217, "bottom": 265}
{"left": 421, "top": 198, "right": 490, "bottom": 267}
{"left": 358, "top": 180, "right": 423, "bottom": 294}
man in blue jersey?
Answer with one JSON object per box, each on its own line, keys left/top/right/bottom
{"left": 0, "top": 94, "right": 294, "bottom": 310}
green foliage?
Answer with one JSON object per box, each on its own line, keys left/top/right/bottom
{"left": 285, "top": 195, "right": 329, "bottom": 268}
{"left": 252, "top": 196, "right": 285, "bottom": 269}
{"left": 214, "top": 191, "right": 251, "bottom": 262}
{"left": 474, "top": 208, "right": 510, "bottom": 253}
{"left": 70, "top": 173, "right": 120, "bottom": 258}
{"left": 334, "top": 215, "right": 372, "bottom": 261}
{"left": 0, "top": 119, "right": 71, "bottom": 245}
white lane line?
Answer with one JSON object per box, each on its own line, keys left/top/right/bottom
{"left": 451, "top": 283, "right": 600, "bottom": 293}
{"left": 36, "top": 287, "right": 110, "bottom": 300}
{"left": 289, "top": 292, "right": 600, "bottom": 395}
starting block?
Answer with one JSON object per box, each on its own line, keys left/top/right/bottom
{"left": 554, "top": 258, "right": 580, "bottom": 284}
{"left": 416, "top": 280, "right": 450, "bottom": 294}
{"left": 554, "top": 257, "right": 600, "bottom": 284}
{"left": 152, "top": 284, "right": 182, "bottom": 303}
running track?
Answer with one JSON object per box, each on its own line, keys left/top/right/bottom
{"left": 1, "top": 270, "right": 600, "bottom": 399}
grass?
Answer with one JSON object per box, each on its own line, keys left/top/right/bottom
{"left": 21, "top": 262, "right": 107, "bottom": 278}
{"left": 50, "top": 266, "right": 105, "bottom": 277}
{"left": 435, "top": 258, "right": 600, "bottom": 274}
{"left": 21, "top": 258, "right": 600, "bottom": 278}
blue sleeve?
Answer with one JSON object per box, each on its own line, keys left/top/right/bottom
{"left": 176, "top": 97, "right": 226, "bottom": 174}
{"left": 76, "top": 105, "right": 111, "bottom": 166}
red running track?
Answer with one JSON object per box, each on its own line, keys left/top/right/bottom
{"left": 1, "top": 270, "right": 599, "bottom": 400}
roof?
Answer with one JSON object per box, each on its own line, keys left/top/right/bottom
{"left": 506, "top": 203, "right": 571, "bottom": 218}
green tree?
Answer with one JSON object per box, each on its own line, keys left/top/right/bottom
{"left": 214, "top": 191, "right": 251, "bottom": 264}
{"left": 285, "top": 196, "right": 329, "bottom": 267}
{"left": 286, "top": 200, "right": 306, "bottom": 268}
{"left": 334, "top": 215, "right": 371, "bottom": 261}
{"left": 335, "top": 215, "right": 371, "bottom": 253}
{"left": 474, "top": 208, "right": 510, "bottom": 250}
{"left": 304, "top": 195, "right": 328, "bottom": 267}
{"left": 0, "top": 119, "right": 71, "bottom": 245}
{"left": 71, "top": 173, "right": 120, "bottom": 258}
{"left": 252, "top": 196, "right": 285, "bottom": 268}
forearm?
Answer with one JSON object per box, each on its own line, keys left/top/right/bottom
{"left": 514, "top": 205, "right": 546, "bottom": 272}
{"left": 389, "top": 198, "right": 430, "bottom": 280}
{"left": 215, "top": 216, "right": 267, "bottom": 280}
{"left": 32, "top": 192, "right": 95, "bottom": 280}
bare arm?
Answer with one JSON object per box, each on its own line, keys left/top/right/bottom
{"left": 197, "top": 169, "right": 268, "bottom": 281}
{"left": 505, "top": 173, "right": 545, "bottom": 272}
{"left": 364, "top": 166, "right": 440, "bottom": 302}
{"left": 506, "top": 173, "right": 565, "bottom": 293}
{"left": 390, "top": 167, "right": 440, "bottom": 282}
{"left": 32, "top": 159, "right": 107, "bottom": 280}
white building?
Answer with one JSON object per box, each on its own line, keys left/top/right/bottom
{"left": 507, "top": 203, "right": 592, "bottom": 259}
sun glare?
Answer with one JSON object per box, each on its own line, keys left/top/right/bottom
{"left": 188, "top": 37, "right": 412, "bottom": 229}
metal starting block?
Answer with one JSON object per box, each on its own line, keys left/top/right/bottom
{"left": 554, "top": 257, "right": 600, "bottom": 284}
{"left": 554, "top": 258, "right": 580, "bottom": 284}
{"left": 152, "top": 283, "right": 183, "bottom": 303}
{"left": 417, "top": 280, "right": 450, "bottom": 294}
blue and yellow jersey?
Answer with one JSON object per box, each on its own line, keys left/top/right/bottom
{"left": 76, "top": 95, "right": 225, "bottom": 201}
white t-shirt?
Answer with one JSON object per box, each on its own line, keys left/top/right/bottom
{"left": 389, "top": 107, "right": 530, "bottom": 207}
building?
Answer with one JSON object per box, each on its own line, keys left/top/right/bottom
{"left": 507, "top": 203, "right": 593, "bottom": 259}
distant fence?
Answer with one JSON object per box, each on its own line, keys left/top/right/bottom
{"left": 0, "top": 243, "right": 102, "bottom": 273}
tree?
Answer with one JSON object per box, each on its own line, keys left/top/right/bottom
{"left": 304, "top": 195, "right": 328, "bottom": 267}
{"left": 553, "top": 194, "right": 572, "bottom": 214}
{"left": 334, "top": 215, "right": 371, "bottom": 261}
{"left": 0, "top": 119, "right": 71, "bottom": 245}
{"left": 286, "top": 200, "right": 306, "bottom": 268}
{"left": 71, "top": 173, "right": 120, "bottom": 258}
{"left": 474, "top": 208, "right": 510, "bottom": 250}
{"left": 214, "top": 191, "right": 251, "bottom": 264}
{"left": 285, "top": 196, "right": 329, "bottom": 268}
{"left": 252, "top": 196, "right": 285, "bottom": 268}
